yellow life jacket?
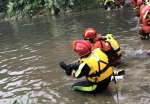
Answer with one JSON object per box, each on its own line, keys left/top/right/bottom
{"left": 80, "top": 48, "right": 113, "bottom": 83}
{"left": 105, "top": 34, "right": 122, "bottom": 57}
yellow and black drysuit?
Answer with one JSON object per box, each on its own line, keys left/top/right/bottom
{"left": 70, "top": 48, "right": 113, "bottom": 94}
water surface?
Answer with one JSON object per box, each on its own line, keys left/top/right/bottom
{"left": 0, "top": 5, "right": 150, "bottom": 104}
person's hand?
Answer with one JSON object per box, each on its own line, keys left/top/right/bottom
{"left": 71, "top": 70, "right": 76, "bottom": 76}
{"left": 77, "top": 58, "right": 81, "bottom": 62}
{"left": 147, "top": 50, "right": 150, "bottom": 54}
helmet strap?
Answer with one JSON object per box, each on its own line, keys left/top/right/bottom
{"left": 90, "top": 32, "right": 97, "bottom": 42}
{"left": 80, "top": 52, "right": 91, "bottom": 58}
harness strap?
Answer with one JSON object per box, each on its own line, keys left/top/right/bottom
{"left": 109, "top": 48, "right": 121, "bottom": 60}
{"left": 110, "top": 47, "right": 118, "bottom": 58}
{"left": 99, "top": 37, "right": 107, "bottom": 49}
{"left": 88, "top": 60, "right": 110, "bottom": 77}
{"left": 115, "top": 47, "right": 120, "bottom": 53}
{"left": 99, "top": 38, "right": 104, "bottom": 49}
{"left": 113, "top": 72, "right": 117, "bottom": 84}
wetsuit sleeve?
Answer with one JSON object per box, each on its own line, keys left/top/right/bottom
{"left": 73, "top": 62, "right": 90, "bottom": 78}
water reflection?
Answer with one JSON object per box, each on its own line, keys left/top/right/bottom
{"left": 0, "top": 6, "right": 150, "bottom": 104}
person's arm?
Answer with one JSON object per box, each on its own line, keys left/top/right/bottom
{"left": 142, "top": 17, "right": 148, "bottom": 26}
{"left": 72, "top": 62, "right": 90, "bottom": 78}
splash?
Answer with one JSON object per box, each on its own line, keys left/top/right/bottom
{"left": 123, "top": 46, "right": 136, "bottom": 58}
{"left": 123, "top": 45, "right": 148, "bottom": 59}
{"left": 130, "top": 17, "right": 140, "bottom": 31}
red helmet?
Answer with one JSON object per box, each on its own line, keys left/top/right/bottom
{"left": 137, "top": 0, "right": 142, "bottom": 6}
{"left": 83, "top": 28, "right": 97, "bottom": 40}
{"left": 72, "top": 40, "right": 92, "bottom": 57}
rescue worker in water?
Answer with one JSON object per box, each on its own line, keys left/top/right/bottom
{"left": 82, "top": 28, "right": 122, "bottom": 66}
{"left": 60, "top": 40, "right": 114, "bottom": 93}
{"left": 59, "top": 40, "right": 125, "bottom": 93}
{"left": 139, "top": 6, "right": 150, "bottom": 39}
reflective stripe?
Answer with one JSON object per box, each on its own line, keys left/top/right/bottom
{"left": 71, "top": 84, "right": 97, "bottom": 91}
{"left": 139, "top": 35, "right": 146, "bottom": 39}
{"left": 75, "top": 62, "right": 85, "bottom": 77}
{"left": 143, "top": 11, "right": 148, "bottom": 19}
{"left": 104, "top": 0, "right": 115, "bottom": 5}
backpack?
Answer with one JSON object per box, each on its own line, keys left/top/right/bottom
{"left": 99, "top": 33, "right": 122, "bottom": 59}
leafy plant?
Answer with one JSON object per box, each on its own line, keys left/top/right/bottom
{"left": 7, "top": 2, "right": 14, "bottom": 17}
{"left": 9, "top": 93, "right": 31, "bottom": 104}
{"left": 2, "top": 0, "right": 103, "bottom": 19}
{"left": 23, "top": 4, "right": 32, "bottom": 15}
{"left": 44, "top": 0, "right": 53, "bottom": 9}
{"left": 32, "top": 0, "right": 42, "bottom": 10}
{"left": 0, "top": 12, "right": 6, "bottom": 19}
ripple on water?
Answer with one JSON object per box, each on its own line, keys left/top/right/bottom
{"left": 30, "top": 90, "right": 60, "bottom": 103}
{"left": 0, "top": 69, "right": 7, "bottom": 74}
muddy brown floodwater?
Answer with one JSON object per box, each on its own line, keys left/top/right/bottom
{"left": 0, "top": 3, "right": 150, "bottom": 104}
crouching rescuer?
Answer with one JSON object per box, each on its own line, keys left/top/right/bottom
{"left": 59, "top": 40, "right": 125, "bottom": 94}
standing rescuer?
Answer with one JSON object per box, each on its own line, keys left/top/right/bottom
{"left": 59, "top": 40, "right": 125, "bottom": 94}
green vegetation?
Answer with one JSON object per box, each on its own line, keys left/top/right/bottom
{"left": 0, "top": 0, "right": 103, "bottom": 20}
{"left": 9, "top": 93, "right": 31, "bottom": 104}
